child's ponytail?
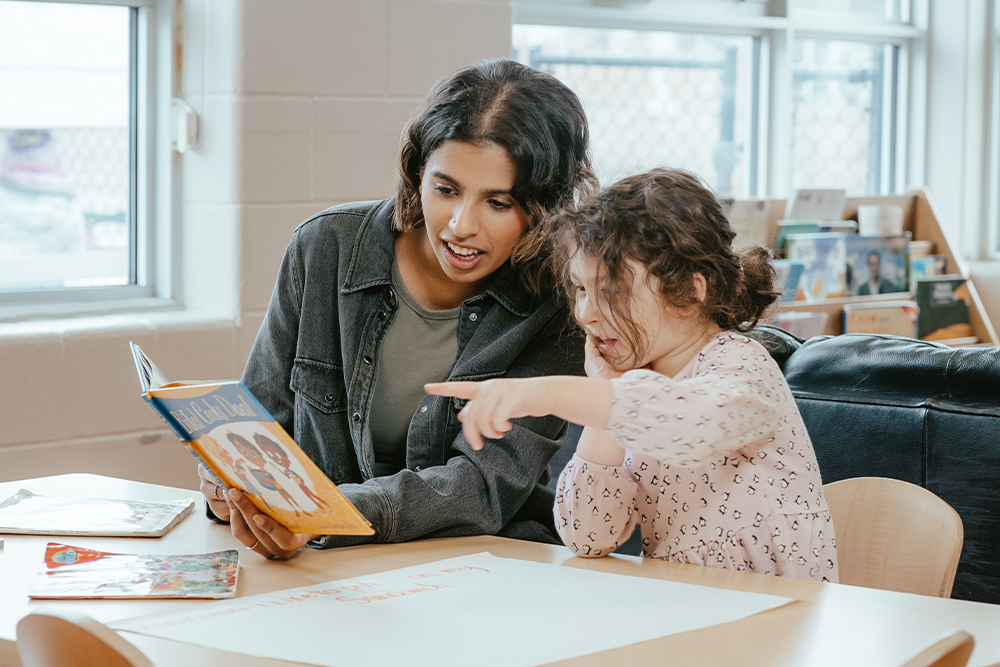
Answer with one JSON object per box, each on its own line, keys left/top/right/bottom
{"left": 726, "top": 245, "right": 781, "bottom": 331}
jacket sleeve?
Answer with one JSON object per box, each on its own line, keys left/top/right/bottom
{"left": 605, "top": 339, "right": 789, "bottom": 467}
{"left": 314, "top": 316, "right": 586, "bottom": 548}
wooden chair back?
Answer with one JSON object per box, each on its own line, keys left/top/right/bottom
{"left": 899, "top": 629, "right": 975, "bottom": 667}
{"left": 824, "top": 477, "right": 963, "bottom": 597}
{"left": 17, "top": 610, "right": 154, "bottom": 667}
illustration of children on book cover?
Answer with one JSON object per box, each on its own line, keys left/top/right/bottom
{"left": 151, "top": 383, "right": 372, "bottom": 536}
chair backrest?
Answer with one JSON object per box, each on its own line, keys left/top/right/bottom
{"left": 824, "top": 476, "right": 963, "bottom": 597}
{"left": 899, "top": 629, "right": 975, "bottom": 667}
{"left": 17, "top": 610, "right": 154, "bottom": 667}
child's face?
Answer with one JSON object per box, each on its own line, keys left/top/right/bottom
{"left": 569, "top": 252, "right": 711, "bottom": 377}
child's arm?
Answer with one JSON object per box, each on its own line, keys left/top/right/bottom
{"left": 424, "top": 376, "right": 614, "bottom": 451}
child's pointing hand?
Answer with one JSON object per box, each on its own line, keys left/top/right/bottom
{"left": 424, "top": 378, "right": 553, "bottom": 451}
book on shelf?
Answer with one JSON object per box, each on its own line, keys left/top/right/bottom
{"left": 772, "top": 259, "right": 805, "bottom": 304}
{"left": 845, "top": 234, "right": 910, "bottom": 297}
{"left": 0, "top": 489, "right": 193, "bottom": 537}
{"left": 28, "top": 542, "right": 239, "bottom": 599}
{"left": 914, "top": 276, "right": 973, "bottom": 341}
{"left": 909, "top": 256, "right": 938, "bottom": 293}
{"left": 774, "top": 219, "right": 821, "bottom": 255}
{"left": 843, "top": 301, "right": 919, "bottom": 337}
{"left": 130, "top": 342, "right": 374, "bottom": 537}
{"left": 721, "top": 198, "right": 770, "bottom": 249}
{"left": 771, "top": 311, "right": 830, "bottom": 339}
{"left": 784, "top": 232, "right": 847, "bottom": 301}
{"left": 784, "top": 188, "right": 846, "bottom": 222}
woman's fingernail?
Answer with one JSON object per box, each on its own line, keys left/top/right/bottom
{"left": 253, "top": 515, "right": 265, "bottom": 527}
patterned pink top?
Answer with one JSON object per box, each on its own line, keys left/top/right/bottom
{"left": 554, "top": 332, "right": 839, "bottom": 582}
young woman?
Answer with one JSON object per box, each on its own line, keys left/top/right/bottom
{"left": 200, "top": 59, "right": 596, "bottom": 559}
{"left": 428, "top": 168, "right": 838, "bottom": 581}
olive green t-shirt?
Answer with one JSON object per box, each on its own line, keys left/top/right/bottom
{"left": 369, "top": 260, "right": 461, "bottom": 477}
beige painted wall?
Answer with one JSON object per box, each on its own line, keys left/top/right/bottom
{"left": 0, "top": 0, "right": 512, "bottom": 490}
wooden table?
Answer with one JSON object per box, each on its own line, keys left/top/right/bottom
{"left": 2, "top": 474, "right": 999, "bottom": 667}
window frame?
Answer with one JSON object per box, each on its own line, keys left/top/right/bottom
{"left": 513, "top": 0, "right": 925, "bottom": 201}
{"left": 0, "top": 0, "right": 174, "bottom": 318}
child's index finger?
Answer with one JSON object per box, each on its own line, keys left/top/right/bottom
{"left": 424, "top": 381, "right": 479, "bottom": 399}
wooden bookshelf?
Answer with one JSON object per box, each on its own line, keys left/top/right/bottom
{"left": 766, "top": 187, "right": 999, "bottom": 345}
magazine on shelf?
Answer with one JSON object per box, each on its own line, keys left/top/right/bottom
{"left": 784, "top": 232, "right": 847, "bottom": 300}
{"left": 771, "top": 311, "right": 829, "bottom": 339}
{"left": 0, "top": 490, "right": 193, "bottom": 537}
{"left": 784, "top": 188, "right": 846, "bottom": 222}
{"left": 914, "top": 276, "right": 973, "bottom": 341}
{"left": 721, "top": 199, "right": 770, "bottom": 249}
{"left": 772, "top": 259, "right": 805, "bottom": 304}
{"left": 845, "top": 234, "right": 910, "bottom": 297}
{"left": 843, "top": 301, "right": 919, "bottom": 337}
{"left": 28, "top": 542, "right": 239, "bottom": 599}
{"left": 129, "top": 342, "right": 373, "bottom": 537}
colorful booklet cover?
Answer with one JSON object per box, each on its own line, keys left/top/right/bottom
{"left": 0, "top": 490, "right": 194, "bottom": 537}
{"left": 785, "top": 232, "right": 847, "bottom": 300}
{"left": 843, "top": 301, "right": 918, "bottom": 337}
{"left": 771, "top": 311, "right": 829, "bottom": 339}
{"left": 845, "top": 234, "right": 910, "bottom": 297}
{"left": 772, "top": 259, "right": 805, "bottom": 304}
{"left": 129, "top": 342, "right": 374, "bottom": 537}
{"left": 914, "top": 276, "right": 973, "bottom": 341}
{"left": 28, "top": 542, "right": 239, "bottom": 599}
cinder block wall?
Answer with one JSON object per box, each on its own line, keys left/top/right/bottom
{"left": 0, "top": 0, "right": 512, "bottom": 489}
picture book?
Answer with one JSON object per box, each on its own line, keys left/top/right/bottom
{"left": 772, "top": 259, "right": 805, "bottom": 304}
{"left": 909, "top": 256, "right": 938, "bottom": 293}
{"left": 784, "top": 232, "right": 847, "bottom": 300}
{"left": 0, "top": 489, "right": 193, "bottom": 537}
{"left": 721, "top": 199, "right": 770, "bottom": 249}
{"left": 845, "top": 234, "right": 910, "bottom": 297}
{"left": 843, "top": 301, "right": 918, "bottom": 337}
{"left": 784, "top": 188, "right": 846, "bottom": 222}
{"left": 28, "top": 542, "right": 239, "bottom": 599}
{"left": 774, "top": 219, "right": 821, "bottom": 256}
{"left": 130, "top": 342, "right": 374, "bottom": 537}
{"left": 914, "top": 276, "right": 973, "bottom": 341}
{"left": 771, "top": 311, "right": 830, "bottom": 339}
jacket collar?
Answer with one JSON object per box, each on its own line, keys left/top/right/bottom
{"left": 341, "top": 198, "right": 537, "bottom": 317}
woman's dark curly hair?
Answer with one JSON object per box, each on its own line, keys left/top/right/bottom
{"left": 395, "top": 58, "right": 597, "bottom": 293}
{"left": 549, "top": 168, "right": 780, "bottom": 364}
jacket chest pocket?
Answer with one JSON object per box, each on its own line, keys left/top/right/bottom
{"left": 290, "top": 359, "right": 348, "bottom": 414}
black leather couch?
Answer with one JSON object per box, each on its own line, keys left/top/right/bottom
{"left": 549, "top": 325, "right": 1000, "bottom": 604}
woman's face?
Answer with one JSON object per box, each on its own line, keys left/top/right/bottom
{"left": 418, "top": 141, "right": 529, "bottom": 287}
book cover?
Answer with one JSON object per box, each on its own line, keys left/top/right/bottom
{"left": 721, "top": 199, "right": 770, "bottom": 250}
{"left": 908, "top": 256, "right": 938, "bottom": 293}
{"left": 784, "top": 188, "right": 846, "bottom": 221}
{"left": 784, "top": 232, "right": 847, "bottom": 300}
{"left": 845, "top": 234, "right": 910, "bottom": 297}
{"left": 843, "top": 301, "right": 918, "bottom": 337}
{"left": 774, "top": 219, "right": 821, "bottom": 256}
{"left": 28, "top": 542, "right": 239, "bottom": 599}
{"left": 772, "top": 259, "right": 805, "bottom": 304}
{"left": 914, "top": 276, "right": 972, "bottom": 341}
{"left": 0, "top": 489, "right": 193, "bottom": 537}
{"left": 130, "top": 342, "right": 374, "bottom": 537}
{"left": 771, "top": 311, "right": 829, "bottom": 339}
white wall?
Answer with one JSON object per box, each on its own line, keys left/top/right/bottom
{"left": 0, "top": 0, "right": 513, "bottom": 489}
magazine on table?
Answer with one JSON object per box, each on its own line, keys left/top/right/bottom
{"left": 0, "top": 490, "right": 193, "bottom": 537}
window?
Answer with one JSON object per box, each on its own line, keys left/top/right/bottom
{"left": 0, "top": 0, "right": 160, "bottom": 304}
{"left": 513, "top": 0, "right": 920, "bottom": 199}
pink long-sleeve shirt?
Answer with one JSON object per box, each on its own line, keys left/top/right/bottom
{"left": 554, "top": 332, "right": 839, "bottom": 582}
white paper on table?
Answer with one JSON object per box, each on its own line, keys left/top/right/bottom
{"left": 113, "top": 552, "right": 794, "bottom": 667}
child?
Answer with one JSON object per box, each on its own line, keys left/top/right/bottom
{"left": 426, "top": 168, "right": 838, "bottom": 582}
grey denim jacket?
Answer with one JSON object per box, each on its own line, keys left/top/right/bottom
{"left": 242, "top": 199, "right": 585, "bottom": 548}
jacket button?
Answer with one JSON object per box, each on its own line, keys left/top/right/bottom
{"left": 352, "top": 412, "right": 361, "bottom": 423}
{"left": 469, "top": 312, "right": 478, "bottom": 322}
{"left": 363, "top": 355, "right": 373, "bottom": 364}
{"left": 414, "top": 466, "right": 422, "bottom": 472}
{"left": 324, "top": 393, "right": 335, "bottom": 403}
{"left": 378, "top": 311, "right": 388, "bottom": 320}
{"left": 420, "top": 405, "right": 428, "bottom": 413}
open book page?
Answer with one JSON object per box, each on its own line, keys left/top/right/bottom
{"left": 130, "top": 341, "right": 172, "bottom": 392}
{"left": 29, "top": 542, "right": 238, "bottom": 599}
{"left": 0, "top": 490, "right": 194, "bottom": 537}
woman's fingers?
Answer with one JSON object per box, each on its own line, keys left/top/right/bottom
{"left": 198, "top": 463, "right": 231, "bottom": 521}
{"left": 226, "top": 488, "right": 302, "bottom": 560}
{"left": 424, "top": 381, "right": 479, "bottom": 400}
